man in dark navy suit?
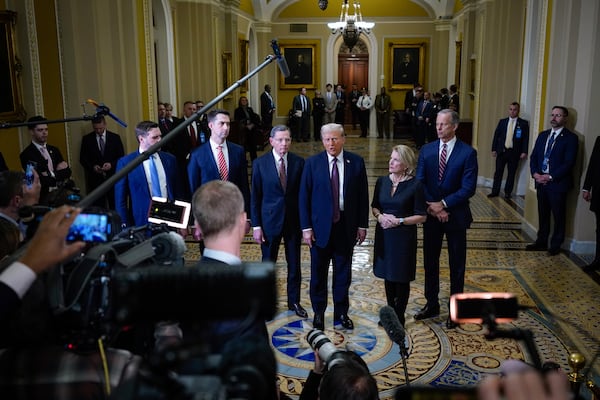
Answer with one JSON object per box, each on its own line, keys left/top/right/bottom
{"left": 489, "top": 102, "right": 530, "bottom": 199}
{"left": 251, "top": 125, "right": 306, "bottom": 318}
{"left": 115, "top": 121, "right": 183, "bottom": 227}
{"left": 415, "top": 109, "right": 478, "bottom": 329}
{"left": 187, "top": 109, "right": 250, "bottom": 231}
{"left": 79, "top": 116, "right": 125, "bottom": 209}
{"left": 526, "top": 106, "right": 578, "bottom": 256}
{"left": 299, "top": 123, "right": 369, "bottom": 331}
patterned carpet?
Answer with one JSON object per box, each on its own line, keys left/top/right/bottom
{"left": 185, "top": 133, "right": 600, "bottom": 399}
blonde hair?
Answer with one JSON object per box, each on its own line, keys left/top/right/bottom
{"left": 392, "top": 144, "right": 417, "bottom": 176}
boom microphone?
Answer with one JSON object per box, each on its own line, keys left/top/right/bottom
{"left": 270, "top": 40, "right": 290, "bottom": 78}
{"left": 380, "top": 305, "right": 406, "bottom": 346}
{"left": 87, "top": 98, "right": 128, "bottom": 128}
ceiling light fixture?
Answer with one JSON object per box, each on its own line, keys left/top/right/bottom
{"left": 327, "top": 0, "right": 374, "bottom": 50}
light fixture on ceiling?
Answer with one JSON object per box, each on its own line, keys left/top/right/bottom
{"left": 327, "top": 0, "right": 374, "bottom": 50}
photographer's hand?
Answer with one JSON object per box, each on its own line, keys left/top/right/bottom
{"left": 312, "top": 350, "right": 325, "bottom": 374}
{"left": 19, "top": 205, "right": 86, "bottom": 274}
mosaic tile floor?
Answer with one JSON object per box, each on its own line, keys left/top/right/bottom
{"left": 184, "top": 133, "right": 600, "bottom": 399}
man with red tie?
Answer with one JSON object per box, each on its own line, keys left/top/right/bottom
{"left": 19, "top": 116, "right": 72, "bottom": 205}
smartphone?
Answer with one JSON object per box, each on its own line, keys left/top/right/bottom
{"left": 25, "top": 163, "right": 35, "bottom": 188}
{"left": 449, "top": 293, "right": 519, "bottom": 324}
{"left": 67, "top": 213, "right": 112, "bottom": 243}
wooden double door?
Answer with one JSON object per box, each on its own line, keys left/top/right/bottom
{"left": 338, "top": 53, "right": 369, "bottom": 126}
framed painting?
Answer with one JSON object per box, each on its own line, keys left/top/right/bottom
{"left": 239, "top": 39, "right": 248, "bottom": 92}
{"left": 389, "top": 42, "right": 426, "bottom": 90}
{"left": 279, "top": 43, "right": 317, "bottom": 90}
{"left": 0, "top": 10, "right": 26, "bottom": 122}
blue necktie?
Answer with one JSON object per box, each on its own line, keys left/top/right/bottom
{"left": 542, "top": 132, "right": 556, "bottom": 172}
{"left": 149, "top": 154, "right": 162, "bottom": 197}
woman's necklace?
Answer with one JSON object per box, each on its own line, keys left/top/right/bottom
{"left": 390, "top": 173, "right": 410, "bottom": 187}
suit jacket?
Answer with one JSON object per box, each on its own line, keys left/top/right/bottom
{"left": 0, "top": 151, "right": 7, "bottom": 172}
{"left": 19, "top": 143, "right": 72, "bottom": 200}
{"left": 251, "top": 151, "right": 304, "bottom": 238}
{"left": 583, "top": 136, "right": 600, "bottom": 212}
{"left": 79, "top": 130, "right": 125, "bottom": 192}
{"left": 491, "top": 117, "right": 530, "bottom": 155}
{"left": 187, "top": 141, "right": 250, "bottom": 213}
{"left": 299, "top": 150, "right": 369, "bottom": 248}
{"left": 416, "top": 139, "right": 478, "bottom": 229}
{"left": 323, "top": 91, "right": 338, "bottom": 113}
{"left": 188, "top": 257, "right": 270, "bottom": 353}
{"left": 375, "top": 94, "right": 391, "bottom": 113}
{"left": 0, "top": 282, "right": 20, "bottom": 324}
{"left": 292, "top": 94, "right": 311, "bottom": 116}
{"left": 415, "top": 100, "right": 433, "bottom": 123}
{"left": 530, "top": 128, "right": 578, "bottom": 192}
{"left": 164, "top": 118, "right": 206, "bottom": 165}
{"left": 115, "top": 150, "right": 182, "bottom": 227}
{"left": 260, "top": 91, "right": 275, "bottom": 124}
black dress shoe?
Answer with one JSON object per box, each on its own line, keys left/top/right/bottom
{"left": 313, "top": 313, "right": 324, "bottom": 331}
{"left": 414, "top": 304, "right": 440, "bottom": 320}
{"left": 487, "top": 193, "right": 499, "bottom": 198}
{"left": 336, "top": 314, "right": 354, "bottom": 330}
{"left": 504, "top": 193, "right": 512, "bottom": 199}
{"left": 445, "top": 318, "right": 458, "bottom": 329}
{"left": 525, "top": 242, "right": 547, "bottom": 251}
{"left": 547, "top": 248, "right": 561, "bottom": 256}
{"left": 289, "top": 303, "right": 308, "bottom": 318}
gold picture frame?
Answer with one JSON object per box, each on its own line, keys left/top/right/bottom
{"left": 389, "top": 42, "right": 426, "bottom": 90}
{"left": 279, "top": 42, "right": 317, "bottom": 90}
{"left": 239, "top": 39, "right": 249, "bottom": 92}
{"left": 0, "top": 10, "right": 26, "bottom": 122}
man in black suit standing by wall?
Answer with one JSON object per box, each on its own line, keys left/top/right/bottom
{"left": 582, "top": 136, "right": 600, "bottom": 271}
{"left": 526, "top": 106, "right": 578, "bottom": 256}
{"left": 19, "top": 116, "right": 72, "bottom": 206}
{"left": 292, "top": 87, "right": 311, "bottom": 142}
{"left": 260, "top": 84, "right": 275, "bottom": 131}
{"left": 489, "top": 102, "right": 530, "bottom": 199}
{"left": 79, "top": 116, "right": 125, "bottom": 209}
{"left": 251, "top": 125, "right": 306, "bottom": 318}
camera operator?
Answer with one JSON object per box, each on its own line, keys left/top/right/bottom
{"left": 301, "top": 330, "right": 378, "bottom": 400}
{"left": 0, "top": 205, "right": 85, "bottom": 324}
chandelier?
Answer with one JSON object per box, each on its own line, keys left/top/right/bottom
{"left": 327, "top": 0, "right": 374, "bottom": 50}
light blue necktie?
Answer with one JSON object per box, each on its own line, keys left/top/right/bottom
{"left": 149, "top": 154, "right": 162, "bottom": 197}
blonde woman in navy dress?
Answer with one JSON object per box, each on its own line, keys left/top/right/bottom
{"left": 371, "top": 145, "right": 427, "bottom": 326}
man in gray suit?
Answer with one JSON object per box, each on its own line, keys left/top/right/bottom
{"left": 322, "top": 83, "right": 337, "bottom": 125}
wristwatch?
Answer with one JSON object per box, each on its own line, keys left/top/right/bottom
{"left": 398, "top": 217, "right": 405, "bottom": 225}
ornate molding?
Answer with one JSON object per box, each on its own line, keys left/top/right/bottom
{"left": 24, "top": 0, "right": 43, "bottom": 115}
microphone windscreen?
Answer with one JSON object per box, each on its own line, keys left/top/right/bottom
{"left": 277, "top": 57, "right": 290, "bottom": 78}
{"left": 151, "top": 231, "right": 186, "bottom": 263}
{"left": 379, "top": 305, "right": 406, "bottom": 344}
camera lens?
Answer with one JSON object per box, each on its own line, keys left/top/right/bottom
{"left": 306, "top": 329, "right": 339, "bottom": 367}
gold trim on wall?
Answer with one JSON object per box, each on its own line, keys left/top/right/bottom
{"left": 239, "top": 39, "right": 249, "bottom": 93}
{"left": 0, "top": 10, "right": 26, "bottom": 122}
{"left": 222, "top": 51, "right": 232, "bottom": 98}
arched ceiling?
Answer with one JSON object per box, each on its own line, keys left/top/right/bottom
{"left": 239, "top": 0, "right": 460, "bottom": 21}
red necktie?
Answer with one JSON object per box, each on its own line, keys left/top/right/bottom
{"left": 217, "top": 145, "right": 228, "bottom": 181}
